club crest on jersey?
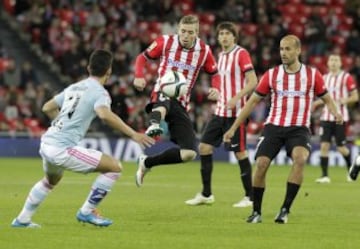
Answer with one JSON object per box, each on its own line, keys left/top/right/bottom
{"left": 147, "top": 41, "right": 157, "bottom": 52}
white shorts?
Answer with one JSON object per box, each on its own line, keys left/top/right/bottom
{"left": 39, "top": 142, "right": 102, "bottom": 175}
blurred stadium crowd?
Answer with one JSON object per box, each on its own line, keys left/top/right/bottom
{"left": 0, "top": 0, "right": 359, "bottom": 141}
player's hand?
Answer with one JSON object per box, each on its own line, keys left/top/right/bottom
{"left": 339, "top": 98, "right": 347, "bottom": 105}
{"left": 133, "top": 78, "right": 146, "bottom": 91}
{"left": 208, "top": 88, "right": 219, "bottom": 101}
{"left": 334, "top": 112, "right": 343, "bottom": 125}
{"left": 132, "top": 132, "right": 155, "bottom": 148}
{"left": 223, "top": 128, "right": 235, "bottom": 143}
{"left": 226, "top": 97, "right": 238, "bottom": 109}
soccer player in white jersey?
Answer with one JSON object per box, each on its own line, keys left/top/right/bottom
{"left": 313, "top": 54, "right": 359, "bottom": 183}
{"left": 224, "top": 35, "right": 342, "bottom": 224}
{"left": 11, "top": 49, "right": 154, "bottom": 228}
{"left": 133, "top": 15, "right": 220, "bottom": 187}
{"left": 185, "top": 22, "right": 257, "bottom": 207}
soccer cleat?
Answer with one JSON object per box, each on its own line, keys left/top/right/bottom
{"left": 135, "top": 155, "right": 150, "bottom": 187}
{"left": 185, "top": 193, "right": 215, "bottom": 205}
{"left": 347, "top": 175, "right": 354, "bottom": 182}
{"left": 11, "top": 218, "right": 41, "bottom": 228}
{"left": 76, "top": 209, "right": 112, "bottom": 227}
{"left": 246, "top": 211, "right": 262, "bottom": 223}
{"left": 233, "top": 196, "right": 253, "bottom": 208}
{"left": 274, "top": 208, "right": 289, "bottom": 224}
{"left": 349, "top": 155, "right": 360, "bottom": 181}
{"left": 315, "top": 176, "right": 331, "bottom": 183}
{"left": 145, "top": 123, "right": 163, "bottom": 137}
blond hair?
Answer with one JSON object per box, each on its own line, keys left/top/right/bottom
{"left": 179, "top": 15, "right": 199, "bottom": 31}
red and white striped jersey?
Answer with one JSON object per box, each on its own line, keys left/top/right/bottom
{"left": 144, "top": 34, "right": 217, "bottom": 110}
{"left": 256, "top": 64, "right": 327, "bottom": 128}
{"left": 320, "top": 71, "right": 356, "bottom": 122}
{"left": 215, "top": 45, "right": 254, "bottom": 117}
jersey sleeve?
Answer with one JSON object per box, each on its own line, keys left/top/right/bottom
{"left": 94, "top": 90, "right": 112, "bottom": 110}
{"left": 54, "top": 91, "right": 65, "bottom": 107}
{"left": 143, "top": 36, "right": 165, "bottom": 60}
{"left": 255, "top": 71, "right": 270, "bottom": 97}
{"left": 345, "top": 74, "right": 357, "bottom": 91}
{"left": 314, "top": 70, "right": 327, "bottom": 97}
{"left": 238, "top": 49, "right": 254, "bottom": 72}
{"left": 203, "top": 48, "right": 218, "bottom": 75}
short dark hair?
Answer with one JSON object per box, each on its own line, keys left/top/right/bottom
{"left": 216, "top": 22, "right": 239, "bottom": 42}
{"left": 88, "top": 49, "right": 113, "bottom": 77}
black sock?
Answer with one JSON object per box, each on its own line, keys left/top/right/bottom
{"left": 145, "top": 148, "right": 182, "bottom": 168}
{"left": 149, "top": 111, "right": 161, "bottom": 124}
{"left": 281, "top": 182, "right": 300, "bottom": 212}
{"left": 320, "top": 156, "right": 328, "bottom": 177}
{"left": 238, "top": 158, "right": 252, "bottom": 199}
{"left": 200, "top": 155, "right": 213, "bottom": 197}
{"left": 253, "top": 187, "right": 264, "bottom": 214}
{"left": 343, "top": 153, "right": 352, "bottom": 170}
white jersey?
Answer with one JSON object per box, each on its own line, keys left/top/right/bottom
{"left": 41, "top": 77, "right": 111, "bottom": 147}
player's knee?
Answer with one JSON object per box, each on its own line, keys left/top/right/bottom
{"left": 109, "top": 159, "right": 122, "bottom": 173}
{"left": 255, "top": 157, "right": 270, "bottom": 172}
{"left": 292, "top": 153, "right": 307, "bottom": 166}
{"left": 198, "top": 143, "right": 213, "bottom": 155}
{"left": 180, "top": 149, "right": 197, "bottom": 162}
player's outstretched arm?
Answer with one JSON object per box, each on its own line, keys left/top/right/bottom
{"left": 95, "top": 106, "right": 155, "bottom": 147}
{"left": 42, "top": 98, "right": 60, "bottom": 120}
{"left": 227, "top": 70, "right": 258, "bottom": 109}
{"left": 223, "top": 93, "right": 262, "bottom": 143}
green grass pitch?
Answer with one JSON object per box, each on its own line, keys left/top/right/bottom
{"left": 0, "top": 157, "right": 359, "bottom": 249}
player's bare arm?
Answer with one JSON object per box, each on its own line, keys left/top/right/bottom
{"left": 339, "top": 89, "right": 359, "bottom": 105}
{"left": 320, "top": 93, "right": 343, "bottom": 124}
{"left": 223, "top": 93, "right": 262, "bottom": 142}
{"left": 227, "top": 70, "right": 257, "bottom": 109}
{"left": 42, "top": 98, "right": 60, "bottom": 120}
{"left": 133, "top": 77, "right": 147, "bottom": 91}
{"left": 95, "top": 106, "right": 155, "bottom": 147}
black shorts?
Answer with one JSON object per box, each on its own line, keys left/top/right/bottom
{"left": 201, "top": 115, "right": 247, "bottom": 152}
{"left": 319, "top": 121, "right": 347, "bottom": 146}
{"left": 146, "top": 94, "right": 196, "bottom": 151}
{"left": 255, "top": 124, "right": 311, "bottom": 160}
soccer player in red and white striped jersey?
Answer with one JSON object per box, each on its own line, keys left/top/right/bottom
{"left": 313, "top": 54, "right": 359, "bottom": 183}
{"left": 185, "top": 22, "right": 257, "bottom": 207}
{"left": 224, "top": 35, "right": 342, "bottom": 224}
{"left": 133, "top": 15, "right": 221, "bottom": 187}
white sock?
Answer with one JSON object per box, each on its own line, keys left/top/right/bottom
{"left": 17, "top": 178, "right": 53, "bottom": 223}
{"left": 80, "top": 172, "right": 120, "bottom": 215}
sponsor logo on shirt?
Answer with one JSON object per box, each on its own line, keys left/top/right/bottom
{"left": 277, "top": 90, "right": 306, "bottom": 97}
{"left": 167, "top": 58, "right": 196, "bottom": 71}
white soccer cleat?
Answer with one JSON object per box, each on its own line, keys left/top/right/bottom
{"left": 185, "top": 193, "right": 215, "bottom": 206}
{"left": 145, "top": 123, "right": 163, "bottom": 137}
{"left": 135, "top": 155, "right": 150, "bottom": 187}
{"left": 11, "top": 218, "right": 41, "bottom": 228}
{"left": 347, "top": 175, "right": 354, "bottom": 182}
{"left": 233, "top": 196, "right": 253, "bottom": 208}
{"left": 315, "top": 176, "right": 331, "bottom": 183}
{"left": 349, "top": 155, "right": 360, "bottom": 181}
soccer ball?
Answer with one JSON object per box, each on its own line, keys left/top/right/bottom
{"left": 159, "top": 71, "right": 189, "bottom": 98}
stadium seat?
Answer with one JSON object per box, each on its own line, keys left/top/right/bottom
{"left": 288, "top": 23, "right": 305, "bottom": 39}
{"left": 199, "top": 13, "right": 215, "bottom": 25}
{"left": 240, "top": 24, "right": 258, "bottom": 36}
{"left": 342, "top": 56, "right": 354, "bottom": 71}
